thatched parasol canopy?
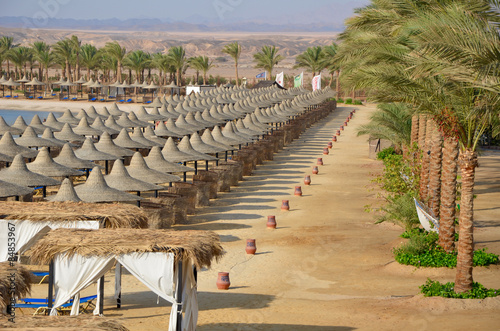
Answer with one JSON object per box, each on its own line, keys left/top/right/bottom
{"left": 27, "top": 147, "right": 83, "bottom": 177}
{"left": 44, "top": 113, "right": 65, "bottom": 131}
{"left": 29, "top": 228, "right": 224, "bottom": 269}
{"left": 15, "top": 126, "right": 59, "bottom": 148}
{"left": 95, "top": 132, "right": 135, "bottom": 158}
{"left": 105, "top": 159, "right": 163, "bottom": 192}
{"left": 144, "top": 146, "right": 194, "bottom": 173}
{"left": 74, "top": 138, "right": 119, "bottom": 161}
{"left": 0, "top": 201, "right": 148, "bottom": 228}
{"left": 0, "top": 179, "right": 34, "bottom": 197}
{"left": 53, "top": 143, "right": 98, "bottom": 170}
{"left": 0, "top": 262, "right": 32, "bottom": 312}
{"left": 161, "top": 137, "right": 199, "bottom": 163}
{"left": 91, "top": 117, "right": 120, "bottom": 136}
{"left": 104, "top": 116, "right": 126, "bottom": 133}
{"left": 73, "top": 117, "right": 103, "bottom": 136}
{"left": 126, "top": 152, "right": 181, "bottom": 184}
{"left": 57, "top": 109, "right": 80, "bottom": 126}
{"left": 54, "top": 123, "right": 86, "bottom": 143}
{"left": 46, "top": 178, "right": 81, "bottom": 202}
{"left": 154, "top": 121, "right": 183, "bottom": 138}
{"left": 41, "top": 128, "right": 67, "bottom": 147}
{"left": 113, "top": 128, "right": 147, "bottom": 150}
{"left": 0, "top": 116, "right": 23, "bottom": 135}
{"left": 0, "top": 154, "right": 60, "bottom": 187}
{"left": 127, "top": 112, "right": 150, "bottom": 128}
{"left": 178, "top": 136, "right": 218, "bottom": 161}
{"left": 130, "top": 127, "right": 162, "bottom": 148}
{"left": 0, "top": 132, "right": 38, "bottom": 158}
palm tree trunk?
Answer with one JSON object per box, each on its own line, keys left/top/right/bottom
{"left": 87, "top": 68, "right": 91, "bottom": 81}
{"left": 336, "top": 70, "right": 340, "bottom": 97}
{"left": 454, "top": 148, "right": 478, "bottom": 293}
{"left": 7, "top": 60, "right": 10, "bottom": 78}
{"left": 203, "top": 72, "right": 207, "bottom": 85}
{"left": 428, "top": 121, "right": 443, "bottom": 217}
{"left": 439, "top": 136, "right": 458, "bottom": 253}
{"left": 235, "top": 62, "right": 239, "bottom": 87}
{"left": 176, "top": 69, "right": 181, "bottom": 86}
{"left": 117, "top": 61, "right": 121, "bottom": 83}
{"left": 419, "top": 118, "right": 433, "bottom": 201}
{"left": 411, "top": 115, "right": 419, "bottom": 146}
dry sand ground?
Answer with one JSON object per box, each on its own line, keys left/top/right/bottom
{"left": 7, "top": 104, "right": 500, "bottom": 330}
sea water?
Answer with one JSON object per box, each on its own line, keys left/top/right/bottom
{"left": 0, "top": 109, "right": 63, "bottom": 125}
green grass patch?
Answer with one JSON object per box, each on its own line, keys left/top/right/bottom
{"left": 393, "top": 231, "right": 499, "bottom": 268}
{"left": 420, "top": 279, "right": 500, "bottom": 299}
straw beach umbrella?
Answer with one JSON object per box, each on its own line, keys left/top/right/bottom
{"left": 53, "top": 143, "right": 98, "bottom": 170}
{"left": 11, "top": 116, "right": 29, "bottom": 133}
{"left": 104, "top": 115, "right": 126, "bottom": 133}
{"left": 126, "top": 152, "right": 181, "bottom": 185}
{"left": 74, "top": 138, "right": 118, "bottom": 174}
{"left": 54, "top": 123, "right": 86, "bottom": 143}
{"left": 27, "top": 147, "right": 83, "bottom": 177}
{"left": 0, "top": 116, "right": 23, "bottom": 135}
{"left": 161, "top": 137, "right": 198, "bottom": 163}
{"left": 0, "top": 132, "right": 39, "bottom": 158}
{"left": 57, "top": 109, "right": 80, "bottom": 126}
{"left": 154, "top": 121, "right": 183, "bottom": 138}
{"left": 25, "top": 77, "right": 45, "bottom": 98}
{"left": 91, "top": 117, "right": 120, "bottom": 135}
{"left": 15, "top": 126, "right": 60, "bottom": 148}
{"left": 0, "top": 154, "right": 60, "bottom": 196}
{"left": 131, "top": 127, "right": 162, "bottom": 147}
{"left": 44, "top": 113, "right": 65, "bottom": 131}
{"left": 127, "top": 112, "right": 150, "bottom": 128}
{"left": 46, "top": 177, "right": 82, "bottom": 202}
{"left": 0, "top": 179, "right": 34, "bottom": 198}
{"left": 41, "top": 128, "right": 68, "bottom": 147}
{"left": 144, "top": 146, "right": 195, "bottom": 174}
{"left": 94, "top": 132, "right": 135, "bottom": 158}
{"left": 116, "top": 113, "right": 141, "bottom": 129}
{"left": 74, "top": 167, "right": 141, "bottom": 203}
{"left": 143, "top": 126, "right": 167, "bottom": 145}
{"left": 2, "top": 78, "right": 21, "bottom": 96}
{"left": 73, "top": 117, "right": 103, "bottom": 136}
{"left": 113, "top": 128, "right": 147, "bottom": 150}
{"left": 27, "top": 114, "right": 49, "bottom": 134}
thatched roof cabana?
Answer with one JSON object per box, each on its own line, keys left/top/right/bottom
{"left": 0, "top": 201, "right": 148, "bottom": 229}
{"left": 0, "top": 262, "right": 32, "bottom": 313}
{"left": 30, "top": 228, "right": 223, "bottom": 269}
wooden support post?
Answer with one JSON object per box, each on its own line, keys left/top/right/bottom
{"left": 47, "top": 260, "right": 54, "bottom": 314}
{"left": 175, "top": 260, "right": 183, "bottom": 331}
{"left": 99, "top": 275, "right": 105, "bottom": 315}
{"left": 194, "top": 161, "right": 198, "bottom": 175}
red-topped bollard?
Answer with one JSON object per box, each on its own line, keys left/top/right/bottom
{"left": 281, "top": 200, "right": 290, "bottom": 211}
{"left": 349, "top": 113, "right": 353, "bottom": 119}
{"left": 304, "top": 175, "right": 311, "bottom": 185}
{"left": 323, "top": 147, "right": 329, "bottom": 155}
{"left": 340, "top": 125, "right": 344, "bottom": 131}
{"left": 332, "top": 136, "right": 337, "bottom": 142}
{"left": 312, "top": 166, "right": 319, "bottom": 175}
{"left": 344, "top": 121, "right": 348, "bottom": 126}
{"left": 294, "top": 186, "right": 302, "bottom": 196}
{"left": 336, "top": 130, "right": 341, "bottom": 136}
{"left": 327, "top": 141, "right": 333, "bottom": 149}
{"left": 245, "top": 239, "right": 257, "bottom": 254}
{"left": 346, "top": 117, "right": 350, "bottom": 123}
{"left": 317, "top": 158, "right": 323, "bottom": 166}
{"left": 216, "top": 272, "right": 230, "bottom": 290}
{"left": 267, "top": 215, "right": 277, "bottom": 228}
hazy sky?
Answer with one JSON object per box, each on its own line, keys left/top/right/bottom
{"left": 1, "top": 0, "right": 370, "bottom": 25}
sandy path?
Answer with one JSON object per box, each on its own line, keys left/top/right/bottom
{"left": 19, "top": 104, "right": 500, "bottom": 330}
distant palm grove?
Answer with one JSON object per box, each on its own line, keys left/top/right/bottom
{"left": 0, "top": 36, "right": 339, "bottom": 89}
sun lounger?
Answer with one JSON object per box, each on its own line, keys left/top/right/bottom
{"left": 32, "top": 271, "right": 49, "bottom": 284}
{"left": 18, "top": 295, "right": 97, "bottom": 316}
{"left": 126, "top": 99, "right": 132, "bottom": 103}
{"left": 14, "top": 95, "right": 18, "bottom": 98}
{"left": 414, "top": 198, "right": 439, "bottom": 233}
{"left": 91, "top": 98, "right": 97, "bottom": 102}
{"left": 37, "top": 96, "right": 43, "bottom": 99}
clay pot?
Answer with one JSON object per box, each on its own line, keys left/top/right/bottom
{"left": 267, "top": 215, "right": 277, "bottom": 228}
{"left": 349, "top": 114, "right": 353, "bottom": 119}
{"left": 336, "top": 130, "right": 341, "bottom": 136}
{"left": 332, "top": 136, "right": 337, "bottom": 142}
{"left": 317, "top": 158, "right": 323, "bottom": 166}
{"left": 281, "top": 200, "right": 290, "bottom": 211}
{"left": 346, "top": 117, "right": 350, "bottom": 123}
{"left": 245, "top": 239, "right": 257, "bottom": 254}
{"left": 327, "top": 142, "right": 333, "bottom": 149}
{"left": 294, "top": 186, "right": 303, "bottom": 196}
{"left": 312, "top": 166, "right": 319, "bottom": 175}
{"left": 323, "top": 147, "right": 329, "bottom": 155}
{"left": 304, "top": 175, "right": 311, "bottom": 185}
{"left": 344, "top": 121, "right": 348, "bottom": 126}
{"left": 340, "top": 125, "right": 344, "bottom": 131}
{"left": 216, "top": 272, "right": 230, "bottom": 290}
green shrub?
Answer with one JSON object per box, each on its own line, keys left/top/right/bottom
{"left": 374, "top": 153, "right": 418, "bottom": 195}
{"left": 345, "top": 98, "right": 353, "bottom": 104}
{"left": 420, "top": 279, "right": 500, "bottom": 299}
{"left": 377, "top": 147, "right": 397, "bottom": 160}
{"left": 337, "top": 98, "right": 344, "bottom": 103}
{"left": 393, "top": 230, "right": 499, "bottom": 268}
{"left": 376, "top": 192, "right": 420, "bottom": 232}
{"left": 354, "top": 100, "right": 363, "bottom": 105}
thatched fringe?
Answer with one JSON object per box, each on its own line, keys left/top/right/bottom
{"left": 0, "top": 262, "right": 32, "bottom": 313}
{"left": 28, "top": 228, "right": 224, "bottom": 270}
{"left": 0, "top": 201, "right": 148, "bottom": 229}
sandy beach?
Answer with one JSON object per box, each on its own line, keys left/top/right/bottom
{"left": 7, "top": 102, "right": 500, "bottom": 330}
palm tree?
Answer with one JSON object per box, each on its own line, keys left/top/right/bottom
{"left": 80, "top": 44, "right": 99, "bottom": 80}
{"left": 103, "top": 41, "right": 126, "bottom": 82}
{"left": 7, "top": 46, "right": 32, "bottom": 79}
{"left": 294, "top": 46, "right": 325, "bottom": 77}
{"left": 37, "top": 50, "right": 55, "bottom": 89}
{"left": 31, "top": 41, "right": 50, "bottom": 81}
{"left": 222, "top": 42, "right": 242, "bottom": 86}
{"left": 322, "top": 43, "right": 340, "bottom": 91}
{"left": 124, "top": 50, "right": 150, "bottom": 82}
{"left": 357, "top": 103, "right": 413, "bottom": 154}
{"left": 253, "top": 45, "right": 285, "bottom": 80}
{"left": 0, "top": 36, "right": 14, "bottom": 77}
{"left": 52, "top": 38, "right": 73, "bottom": 79}
{"left": 189, "top": 56, "right": 214, "bottom": 85}
{"left": 70, "top": 35, "right": 81, "bottom": 81}
{"left": 337, "top": 0, "right": 500, "bottom": 293}
{"left": 168, "top": 46, "right": 187, "bottom": 86}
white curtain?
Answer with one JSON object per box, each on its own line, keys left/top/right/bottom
{"left": 181, "top": 260, "right": 198, "bottom": 331}
{"left": 0, "top": 220, "right": 99, "bottom": 262}
{"left": 50, "top": 253, "right": 115, "bottom": 316}
{"left": 117, "top": 252, "right": 177, "bottom": 330}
